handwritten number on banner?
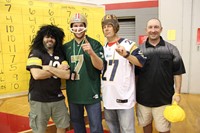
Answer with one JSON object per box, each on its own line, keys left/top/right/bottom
{"left": 29, "top": 8, "right": 36, "bottom": 15}
{"left": 66, "top": 11, "right": 71, "bottom": 24}
{"left": 10, "top": 55, "right": 15, "bottom": 63}
{"left": 30, "top": 25, "right": 35, "bottom": 33}
{"left": 6, "top": 0, "right": 12, "bottom": 3}
{"left": 9, "top": 45, "right": 16, "bottom": 52}
{"left": 7, "top": 35, "right": 15, "bottom": 42}
{"left": 6, "top": 25, "right": 14, "bottom": 33}
{"left": 11, "top": 83, "right": 19, "bottom": 89}
{"left": 6, "top": 16, "right": 13, "bottom": 23}
{"left": 48, "top": 9, "right": 54, "bottom": 16}
{"left": 13, "top": 74, "right": 18, "bottom": 80}
{"left": 9, "top": 64, "right": 17, "bottom": 71}
{"left": 5, "top": 4, "right": 11, "bottom": 12}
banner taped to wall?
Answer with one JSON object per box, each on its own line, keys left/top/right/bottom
{"left": 0, "top": 0, "right": 105, "bottom": 98}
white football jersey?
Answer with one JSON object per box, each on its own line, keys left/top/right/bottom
{"left": 101, "top": 38, "right": 136, "bottom": 109}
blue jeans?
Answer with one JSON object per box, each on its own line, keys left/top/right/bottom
{"left": 104, "top": 107, "right": 135, "bottom": 133}
{"left": 69, "top": 102, "right": 103, "bottom": 133}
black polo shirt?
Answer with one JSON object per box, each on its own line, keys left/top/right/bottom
{"left": 136, "top": 37, "right": 186, "bottom": 107}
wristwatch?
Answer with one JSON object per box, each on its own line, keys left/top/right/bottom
{"left": 123, "top": 51, "right": 130, "bottom": 58}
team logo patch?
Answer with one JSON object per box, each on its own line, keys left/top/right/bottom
{"left": 138, "top": 50, "right": 147, "bottom": 59}
{"left": 29, "top": 54, "right": 34, "bottom": 57}
{"left": 58, "top": 93, "right": 63, "bottom": 97}
{"left": 93, "top": 94, "right": 99, "bottom": 99}
{"left": 106, "top": 54, "right": 112, "bottom": 58}
{"left": 100, "top": 52, "right": 104, "bottom": 58}
{"left": 54, "top": 56, "right": 59, "bottom": 60}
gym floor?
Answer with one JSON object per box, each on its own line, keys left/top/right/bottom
{"left": 0, "top": 90, "right": 200, "bottom": 133}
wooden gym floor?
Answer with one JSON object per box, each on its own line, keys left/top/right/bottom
{"left": 0, "top": 90, "right": 200, "bottom": 133}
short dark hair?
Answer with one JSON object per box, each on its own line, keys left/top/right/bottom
{"left": 146, "top": 18, "right": 162, "bottom": 28}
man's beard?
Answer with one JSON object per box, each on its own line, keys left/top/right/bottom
{"left": 43, "top": 41, "right": 55, "bottom": 50}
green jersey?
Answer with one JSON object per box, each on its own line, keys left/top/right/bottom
{"left": 63, "top": 35, "right": 105, "bottom": 104}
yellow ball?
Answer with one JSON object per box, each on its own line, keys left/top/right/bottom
{"left": 164, "top": 101, "right": 186, "bottom": 122}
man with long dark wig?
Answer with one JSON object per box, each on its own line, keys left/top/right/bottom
{"left": 26, "top": 25, "right": 70, "bottom": 133}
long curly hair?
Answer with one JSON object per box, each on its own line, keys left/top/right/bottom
{"left": 30, "top": 25, "right": 65, "bottom": 55}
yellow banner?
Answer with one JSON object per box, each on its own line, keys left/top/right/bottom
{"left": 0, "top": 0, "right": 105, "bottom": 98}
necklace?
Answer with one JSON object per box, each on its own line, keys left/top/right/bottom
{"left": 72, "top": 39, "right": 85, "bottom": 68}
{"left": 112, "top": 41, "right": 120, "bottom": 63}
